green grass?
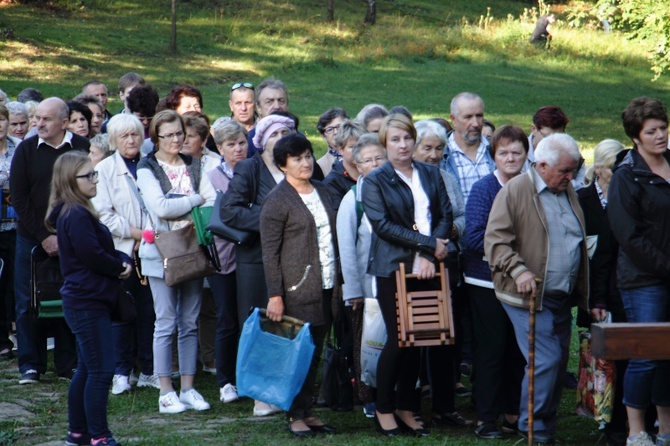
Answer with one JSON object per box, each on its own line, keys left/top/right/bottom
{"left": 0, "top": 1, "right": 665, "bottom": 442}
{"left": 0, "top": 328, "right": 604, "bottom": 446}
{"left": 1, "top": 0, "right": 670, "bottom": 160}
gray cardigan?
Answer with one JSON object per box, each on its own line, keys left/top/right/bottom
{"left": 260, "top": 180, "right": 340, "bottom": 326}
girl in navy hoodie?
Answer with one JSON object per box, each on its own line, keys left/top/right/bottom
{"left": 46, "top": 151, "right": 132, "bottom": 446}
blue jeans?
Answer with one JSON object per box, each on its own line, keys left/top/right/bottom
{"left": 208, "top": 272, "right": 238, "bottom": 387}
{"left": 64, "top": 307, "right": 115, "bottom": 440}
{"left": 113, "top": 271, "right": 155, "bottom": 376}
{"left": 503, "top": 296, "right": 573, "bottom": 437}
{"left": 15, "top": 235, "right": 76, "bottom": 375}
{"left": 619, "top": 284, "right": 670, "bottom": 408}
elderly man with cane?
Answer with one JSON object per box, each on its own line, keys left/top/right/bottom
{"left": 484, "top": 133, "right": 589, "bottom": 445}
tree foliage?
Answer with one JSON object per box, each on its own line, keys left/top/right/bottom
{"left": 598, "top": 0, "right": 670, "bottom": 80}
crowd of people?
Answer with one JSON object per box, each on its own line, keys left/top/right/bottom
{"left": 0, "top": 76, "right": 668, "bottom": 446}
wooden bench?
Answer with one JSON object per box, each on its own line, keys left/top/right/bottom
{"left": 395, "top": 262, "right": 455, "bottom": 347}
{"left": 590, "top": 322, "right": 670, "bottom": 360}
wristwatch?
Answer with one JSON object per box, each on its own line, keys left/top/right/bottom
{"left": 122, "top": 262, "right": 129, "bottom": 270}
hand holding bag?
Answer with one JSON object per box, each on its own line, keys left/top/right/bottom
{"left": 236, "top": 307, "right": 315, "bottom": 411}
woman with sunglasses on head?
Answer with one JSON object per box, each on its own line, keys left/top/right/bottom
{"left": 46, "top": 151, "right": 132, "bottom": 446}
{"left": 362, "top": 114, "right": 453, "bottom": 437}
{"left": 91, "top": 114, "right": 159, "bottom": 396}
{"left": 137, "top": 110, "right": 216, "bottom": 414}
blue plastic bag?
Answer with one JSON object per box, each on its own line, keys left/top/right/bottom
{"left": 236, "top": 308, "right": 315, "bottom": 411}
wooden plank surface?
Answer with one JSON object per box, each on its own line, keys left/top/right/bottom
{"left": 591, "top": 323, "right": 670, "bottom": 360}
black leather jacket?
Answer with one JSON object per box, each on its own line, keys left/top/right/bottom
{"left": 362, "top": 161, "right": 453, "bottom": 278}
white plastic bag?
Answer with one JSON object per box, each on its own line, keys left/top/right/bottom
{"left": 360, "top": 298, "right": 386, "bottom": 387}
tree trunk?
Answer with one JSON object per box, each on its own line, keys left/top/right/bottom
{"left": 364, "top": 0, "right": 376, "bottom": 25}
{"left": 327, "top": 0, "right": 334, "bottom": 21}
{"left": 170, "top": 0, "right": 177, "bottom": 54}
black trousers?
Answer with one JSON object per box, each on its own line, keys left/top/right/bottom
{"left": 469, "top": 284, "right": 525, "bottom": 423}
{"left": 376, "top": 275, "right": 440, "bottom": 414}
{"left": 288, "top": 289, "right": 332, "bottom": 420}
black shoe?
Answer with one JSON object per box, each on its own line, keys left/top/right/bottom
{"left": 307, "top": 424, "right": 337, "bottom": 434}
{"left": 394, "top": 413, "right": 430, "bottom": 437}
{"left": 459, "top": 362, "right": 472, "bottom": 377}
{"left": 374, "top": 414, "right": 402, "bottom": 437}
{"left": 433, "top": 411, "right": 473, "bottom": 427}
{"left": 288, "top": 422, "right": 316, "bottom": 438}
{"left": 0, "top": 348, "right": 13, "bottom": 360}
{"left": 502, "top": 418, "right": 519, "bottom": 434}
{"left": 475, "top": 423, "right": 503, "bottom": 439}
{"left": 19, "top": 369, "right": 40, "bottom": 385}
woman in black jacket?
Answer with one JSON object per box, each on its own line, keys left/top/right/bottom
{"left": 362, "top": 114, "right": 452, "bottom": 437}
{"left": 608, "top": 97, "right": 670, "bottom": 446}
{"left": 219, "top": 114, "right": 295, "bottom": 417}
{"left": 578, "top": 138, "right": 628, "bottom": 445}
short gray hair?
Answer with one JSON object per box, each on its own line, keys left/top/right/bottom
{"left": 90, "top": 133, "right": 112, "bottom": 158}
{"left": 534, "top": 133, "right": 581, "bottom": 166}
{"left": 256, "top": 78, "right": 288, "bottom": 106}
{"left": 355, "top": 103, "right": 388, "bottom": 130}
{"left": 213, "top": 119, "right": 247, "bottom": 146}
{"left": 106, "top": 114, "right": 144, "bottom": 151}
{"left": 0, "top": 89, "right": 8, "bottom": 104}
{"left": 6, "top": 101, "right": 28, "bottom": 118}
{"left": 450, "top": 92, "right": 484, "bottom": 116}
{"left": 352, "top": 133, "right": 386, "bottom": 164}
{"left": 415, "top": 119, "right": 447, "bottom": 148}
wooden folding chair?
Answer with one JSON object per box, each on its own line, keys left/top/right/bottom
{"left": 395, "top": 262, "right": 455, "bottom": 347}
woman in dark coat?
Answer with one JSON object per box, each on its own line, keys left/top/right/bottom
{"left": 362, "top": 114, "right": 452, "bottom": 437}
{"left": 261, "top": 134, "right": 339, "bottom": 437}
{"left": 608, "top": 97, "right": 670, "bottom": 446}
{"left": 577, "top": 138, "right": 628, "bottom": 446}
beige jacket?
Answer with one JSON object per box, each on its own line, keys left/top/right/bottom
{"left": 484, "top": 169, "right": 589, "bottom": 311}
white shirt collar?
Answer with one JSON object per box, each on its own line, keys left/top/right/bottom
{"left": 38, "top": 131, "right": 74, "bottom": 150}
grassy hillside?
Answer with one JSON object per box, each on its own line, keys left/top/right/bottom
{"left": 1, "top": 0, "right": 669, "bottom": 157}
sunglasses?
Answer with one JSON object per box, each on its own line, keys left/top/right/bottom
{"left": 231, "top": 82, "right": 254, "bottom": 91}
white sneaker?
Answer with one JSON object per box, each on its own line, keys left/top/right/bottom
{"left": 253, "top": 400, "right": 282, "bottom": 416}
{"left": 180, "top": 388, "right": 210, "bottom": 411}
{"left": 111, "top": 375, "right": 131, "bottom": 395}
{"left": 627, "top": 431, "right": 655, "bottom": 446}
{"left": 219, "top": 383, "right": 239, "bottom": 403}
{"left": 137, "top": 373, "right": 160, "bottom": 389}
{"left": 158, "top": 391, "right": 187, "bottom": 414}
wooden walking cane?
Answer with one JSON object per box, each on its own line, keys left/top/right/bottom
{"left": 527, "top": 277, "right": 542, "bottom": 446}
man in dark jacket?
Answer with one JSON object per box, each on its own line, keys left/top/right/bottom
{"left": 10, "top": 97, "right": 90, "bottom": 384}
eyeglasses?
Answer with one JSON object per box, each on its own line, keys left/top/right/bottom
{"left": 157, "top": 131, "right": 184, "bottom": 140}
{"left": 357, "top": 157, "right": 386, "bottom": 166}
{"left": 231, "top": 82, "right": 254, "bottom": 91}
{"left": 76, "top": 171, "right": 99, "bottom": 182}
{"left": 324, "top": 124, "right": 341, "bottom": 136}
